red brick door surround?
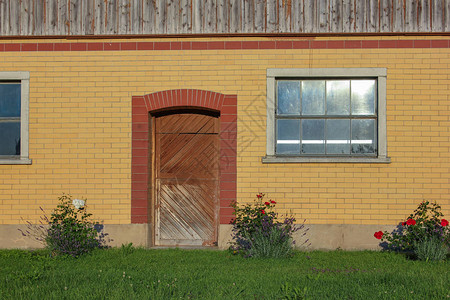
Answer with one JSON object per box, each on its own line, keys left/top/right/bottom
{"left": 131, "top": 89, "right": 237, "bottom": 225}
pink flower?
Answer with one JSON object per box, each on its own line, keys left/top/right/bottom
{"left": 374, "top": 231, "right": 383, "bottom": 240}
{"left": 441, "top": 219, "right": 449, "bottom": 226}
{"left": 406, "top": 219, "right": 416, "bottom": 226}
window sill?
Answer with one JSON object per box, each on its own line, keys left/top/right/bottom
{"left": 261, "top": 156, "right": 391, "bottom": 164}
{"left": 0, "top": 158, "right": 32, "bottom": 165}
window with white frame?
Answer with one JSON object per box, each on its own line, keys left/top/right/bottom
{"left": 264, "top": 69, "right": 389, "bottom": 163}
{"left": 0, "top": 72, "right": 31, "bottom": 164}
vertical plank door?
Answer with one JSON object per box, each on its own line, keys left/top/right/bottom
{"left": 154, "top": 113, "right": 219, "bottom": 246}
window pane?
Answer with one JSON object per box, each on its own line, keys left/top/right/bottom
{"left": 277, "top": 81, "right": 300, "bottom": 115}
{"left": 302, "top": 80, "right": 325, "bottom": 115}
{"left": 351, "top": 119, "right": 376, "bottom": 154}
{"left": 276, "top": 119, "right": 300, "bottom": 154}
{"left": 326, "top": 80, "right": 350, "bottom": 115}
{"left": 352, "top": 80, "right": 375, "bottom": 115}
{"left": 301, "top": 119, "right": 325, "bottom": 154}
{"left": 0, "top": 84, "right": 21, "bottom": 117}
{"left": 0, "top": 122, "right": 20, "bottom": 155}
{"left": 326, "top": 119, "right": 350, "bottom": 154}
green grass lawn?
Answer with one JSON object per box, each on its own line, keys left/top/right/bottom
{"left": 0, "top": 248, "right": 448, "bottom": 299}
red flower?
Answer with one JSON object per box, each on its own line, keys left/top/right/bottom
{"left": 441, "top": 219, "right": 449, "bottom": 227}
{"left": 406, "top": 219, "right": 416, "bottom": 226}
{"left": 264, "top": 202, "right": 270, "bottom": 206}
{"left": 374, "top": 231, "right": 383, "bottom": 240}
{"left": 401, "top": 222, "right": 406, "bottom": 226}
{"left": 270, "top": 200, "right": 276, "bottom": 204}
{"left": 260, "top": 210, "right": 265, "bottom": 214}
{"left": 256, "top": 194, "right": 263, "bottom": 199}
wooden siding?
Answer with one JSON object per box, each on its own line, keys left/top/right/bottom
{"left": 0, "top": 0, "right": 449, "bottom": 37}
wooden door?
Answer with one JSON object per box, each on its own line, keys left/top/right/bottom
{"left": 154, "top": 113, "right": 219, "bottom": 246}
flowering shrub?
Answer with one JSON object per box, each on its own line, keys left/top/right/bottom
{"left": 45, "top": 194, "right": 109, "bottom": 257}
{"left": 229, "top": 193, "right": 309, "bottom": 258}
{"left": 19, "top": 194, "right": 109, "bottom": 257}
{"left": 374, "top": 201, "right": 449, "bottom": 257}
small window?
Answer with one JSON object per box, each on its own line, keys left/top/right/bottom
{"left": 264, "top": 69, "right": 389, "bottom": 163}
{"left": 0, "top": 72, "right": 31, "bottom": 165}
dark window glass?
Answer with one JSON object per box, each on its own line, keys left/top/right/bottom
{"left": 0, "top": 122, "right": 20, "bottom": 155}
{"left": 0, "top": 84, "right": 21, "bottom": 117}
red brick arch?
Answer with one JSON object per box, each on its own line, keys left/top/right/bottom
{"left": 131, "top": 89, "right": 237, "bottom": 225}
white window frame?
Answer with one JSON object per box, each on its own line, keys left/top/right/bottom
{"left": 263, "top": 68, "right": 390, "bottom": 163}
{"left": 0, "top": 71, "right": 31, "bottom": 165}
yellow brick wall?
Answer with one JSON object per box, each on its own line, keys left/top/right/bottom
{"left": 0, "top": 37, "right": 448, "bottom": 226}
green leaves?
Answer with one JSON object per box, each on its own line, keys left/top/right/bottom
{"left": 379, "top": 201, "right": 449, "bottom": 259}
{"left": 46, "top": 194, "right": 108, "bottom": 257}
{"left": 230, "top": 193, "right": 301, "bottom": 258}
{"left": 414, "top": 236, "right": 448, "bottom": 262}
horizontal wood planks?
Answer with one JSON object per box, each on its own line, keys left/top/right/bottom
{"left": 0, "top": 0, "right": 448, "bottom": 37}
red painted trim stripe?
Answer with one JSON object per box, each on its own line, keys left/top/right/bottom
{"left": 0, "top": 39, "right": 448, "bottom": 52}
